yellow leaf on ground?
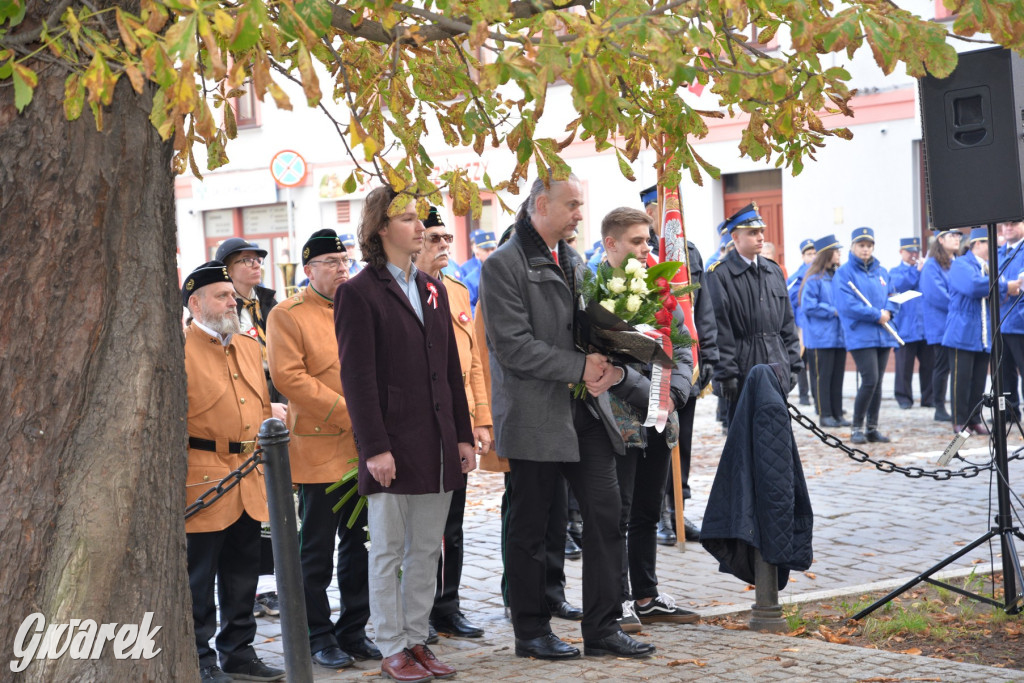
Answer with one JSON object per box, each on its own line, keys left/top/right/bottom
{"left": 898, "top": 647, "right": 923, "bottom": 655}
{"left": 667, "top": 659, "right": 707, "bottom": 667}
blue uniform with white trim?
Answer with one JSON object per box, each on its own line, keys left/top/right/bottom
{"left": 833, "top": 254, "right": 899, "bottom": 351}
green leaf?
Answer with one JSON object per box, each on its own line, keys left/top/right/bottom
{"left": 0, "top": 0, "right": 27, "bottom": 27}
{"left": 645, "top": 261, "right": 683, "bottom": 287}
{"left": 11, "top": 62, "right": 36, "bottom": 112}
{"left": 342, "top": 171, "right": 358, "bottom": 194}
{"left": 63, "top": 72, "right": 85, "bottom": 120}
{"left": 230, "top": 0, "right": 262, "bottom": 52}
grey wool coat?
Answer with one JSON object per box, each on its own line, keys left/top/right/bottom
{"left": 481, "top": 222, "right": 691, "bottom": 462}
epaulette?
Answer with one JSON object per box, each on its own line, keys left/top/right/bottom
{"left": 707, "top": 260, "right": 723, "bottom": 273}
{"left": 284, "top": 291, "right": 306, "bottom": 309}
{"left": 444, "top": 274, "right": 469, "bottom": 291}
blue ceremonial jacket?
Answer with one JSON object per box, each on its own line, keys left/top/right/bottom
{"left": 800, "top": 272, "right": 844, "bottom": 349}
{"left": 920, "top": 258, "right": 953, "bottom": 346}
{"left": 942, "top": 254, "right": 1006, "bottom": 352}
{"left": 833, "top": 254, "right": 899, "bottom": 350}
{"left": 889, "top": 261, "right": 925, "bottom": 344}
{"left": 787, "top": 262, "right": 810, "bottom": 329}
{"left": 999, "top": 241, "right": 1024, "bottom": 335}
{"left": 459, "top": 256, "right": 483, "bottom": 311}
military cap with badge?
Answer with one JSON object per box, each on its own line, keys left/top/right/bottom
{"left": 182, "top": 260, "right": 232, "bottom": 307}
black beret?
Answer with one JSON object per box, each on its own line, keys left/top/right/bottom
{"left": 182, "top": 260, "right": 232, "bottom": 307}
{"left": 424, "top": 206, "right": 445, "bottom": 229}
{"left": 302, "top": 229, "right": 346, "bottom": 265}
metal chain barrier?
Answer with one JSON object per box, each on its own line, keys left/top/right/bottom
{"left": 786, "top": 402, "right": 991, "bottom": 480}
{"left": 185, "top": 449, "right": 263, "bottom": 519}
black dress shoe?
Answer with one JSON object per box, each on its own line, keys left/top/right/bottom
{"left": 432, "top": 611, "right": 484, "bottom": 638}
{"left": 567, "top": 519, "right": 584, "bottom": 548}
{"left": 583, "top": 630, "right": 655, "bottom": 658}
{"left": 426, "top": 623, "right": 439, "bottom": 644}
{"left": 565, "top": 533, "right": 582, "bottom": 560}
{"left": 339, "top": 637, "right": 382, "bottom": 661}
{"left": 897, "top": 401, "right": 912, "bottom": 410}
{"left": 838, "top": 417, "right": 852, "bottom": 427}
{"left": 312, "top": 646, "right": 354, "bottom": 669}
{"left": 682, "top": 518, "right": 701, "bottom": 542}
{"left": 656, "top": 519, "right": 677, "bottom": 546}
{"left": 969, "top": 422, "right": 991, "bottom": 435}
{"left": 850, "top": 430, "right": 867, "bottom": 444}
{"left": 549, "top": 600, "right": 584, "bottom": 621}
{"left": 934, "top": 408, "right": 952, "bottom": 422}
{"left": 819, "top": 416, "right": 840, "bottom": 428}
{"left": 866, "top": 429, "right": 890, "bottom": 443}
{"left": 921, "top": 401, "right": 934, "bottom": 408}
{"left": 515, "top": 633, "right": 580, "bottom": 660}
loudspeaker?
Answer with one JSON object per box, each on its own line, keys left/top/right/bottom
{"left": 919, "top": 47, "right": 1024, "bottom": 229}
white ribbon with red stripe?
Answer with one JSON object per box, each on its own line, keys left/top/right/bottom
{"left": 641, "top": 328, "right": 673, "bottom": 431}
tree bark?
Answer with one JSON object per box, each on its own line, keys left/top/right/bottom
{"left": 0, "top": 46, "right": 196, "bottom": 683}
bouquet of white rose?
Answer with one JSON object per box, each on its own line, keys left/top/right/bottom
{"left": 572, "top": 254, "right": 696, "bottom": 400}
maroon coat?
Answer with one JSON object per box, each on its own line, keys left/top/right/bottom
{"left": 334, "top": 264, "right": 473, "bottom": 496}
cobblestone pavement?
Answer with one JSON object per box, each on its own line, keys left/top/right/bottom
{"left": 252, "top": 372, "right": 1024, "bottom": 681}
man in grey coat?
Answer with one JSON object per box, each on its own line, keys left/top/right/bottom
{"left": 481, "top": 174, "right": 655, "bottom": 660}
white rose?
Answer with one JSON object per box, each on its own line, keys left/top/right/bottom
{"left": 600, "top": 299, "right": 616, "bottom": 312}
{"left": 626, "top": 294, "right": 642, "bottom": 313}
{"left": 635, "top": 266, "right": 648, "bottom": 281}
{"left": 629, "top": 278, "right": 648, "bottom": 294}
{"left": 607, "top": 277, "right": 627, "bottom": 294}
{"left": 624, "top": 260, "right": 642, "bottom": 275}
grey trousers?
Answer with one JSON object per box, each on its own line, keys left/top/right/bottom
{"left": 367, "top": 490, "right": 453, "bottom": 657}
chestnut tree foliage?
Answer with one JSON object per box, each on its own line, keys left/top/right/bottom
{"left": 4, "top": 0, "right": 1022, "bottom": 213}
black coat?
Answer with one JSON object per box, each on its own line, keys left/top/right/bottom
{"left": 706, "top": 250, "right": 802, "bottom": 386}
{"left": 687, "top": 242, "right": 719, "bottom": 397}
{"left": 700, "top": 364, "right": 813, "bottom": 589}
{"left": 235, "top": 284, "right": 283, "bottom": 402}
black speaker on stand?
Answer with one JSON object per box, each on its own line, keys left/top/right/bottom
{"left": 853, "top": 47, "right": 1024, "bottom": 620}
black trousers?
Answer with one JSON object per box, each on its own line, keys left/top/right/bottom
{"left": 797, "top": 361, "right": 810, "bottom": 402}
{"left": 807, "top": 347, "right": 846, "bottom": 421}
{"left": 1001, "top": 333, "right": 1024, "bottom": 418}
{"left": 894, "top": 340, "right": 934, "bottom": 407}
{"left": 850, "top": 347, "right": 891, "bottom": 429}
{"left": 433, "top": 476, "right": 468, "bottom": 619}
{"left": 930, "top": 343, "right": 952, "bottom": 412}
{"left": 505, "top": 402, "right": 622, "bottom": 641}
{"left": 499, "top": 473, "right": 568, "bottom": 608}
{"left": 949, "top": 347, "right": 990, "bottom": 428}
{"left": 297, "top": 481, "right": 371, "bottom": 653}
{"left": 617, "top": 430, "right": 672, "bottom": 602}
{"left": 187, "top": 513, "right": 261, "bottom": 669}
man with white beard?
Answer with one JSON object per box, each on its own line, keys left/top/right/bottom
{"left": 182, "top": 261, "right": 285, "bottom": 683}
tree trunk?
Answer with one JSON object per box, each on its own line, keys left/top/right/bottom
{"left": 0, "top": 44, "right": 196, "bottom": 682}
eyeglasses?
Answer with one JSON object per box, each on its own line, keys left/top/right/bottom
{"left": 236, "top": 257, "right": 264, "bottom": 267}
{"left": 307, "top": 257, "right": 349, "bottom": 270}
{"left": 427, "top": 234, "right": 454, "bottom": 244}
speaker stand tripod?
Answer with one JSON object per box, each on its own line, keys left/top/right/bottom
{"left": 852, "top": 222, "right": 1024, "bottom": 621}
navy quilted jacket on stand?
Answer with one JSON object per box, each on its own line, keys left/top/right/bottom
{"left": 701, "top": 364, "right": 814, "bottom": 589}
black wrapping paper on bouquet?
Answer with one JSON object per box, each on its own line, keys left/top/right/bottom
{"left": 574, "top": 300, "right": 676, "bottom": 369}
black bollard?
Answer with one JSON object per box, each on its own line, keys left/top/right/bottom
{"left": 259, "top": 418, "right": 314, "bottom": 682}
{"left": 748, "top": 549, "right": 787, "bottom": 632}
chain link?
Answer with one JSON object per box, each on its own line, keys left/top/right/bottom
{"left": 185, "top": 449, "right": 264, "bottom": 520}
{"left": 787, "top": 402, "right": 992, "bottom": 480}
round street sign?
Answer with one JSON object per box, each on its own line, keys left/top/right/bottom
{"left": 270, "top": 150, "right": 307, "bottom": 187}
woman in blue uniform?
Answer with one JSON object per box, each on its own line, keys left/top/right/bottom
{"left": 920, "top": 230, "right": 962, "bottom": 422}
{"left": 799, "top": 234, "right": 847, "bottom": 428}
{"left": 833, "top": 228, "right": 899, "bottom": 445}
{"left": 943, "top": 227, "right": 1020, "bottom": 433}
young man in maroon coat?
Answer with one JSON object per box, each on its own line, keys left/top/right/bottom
{"left": 334, "top": 186, "right": 477, "bottom": 683}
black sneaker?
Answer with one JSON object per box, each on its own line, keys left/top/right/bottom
{"left": 255, "top": 592, "right": 280, "bottom": 617}
{"left": 222, "top": 657, "right": 286, "bottom": 681}
{"left": 618, "top": 600, "right": 642, "bottom": 633}
{"left": 633, "top": 595, "right": 700, "bottom": 624}
{"left": 200, "top": 665, "right": 232, "bottom": 683}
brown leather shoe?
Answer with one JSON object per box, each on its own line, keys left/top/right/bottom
{"left": 380, "top": 650, "right": 434, "bottom": 683}
{"left": 409, "top": 644, "right": 456, "bottom": 679}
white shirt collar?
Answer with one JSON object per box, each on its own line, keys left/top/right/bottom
{"left": 194, "top": 320, "right": 230, "bottom": 346}
{"left": 739, "top": 253, "right": 757, "bottom": 267}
